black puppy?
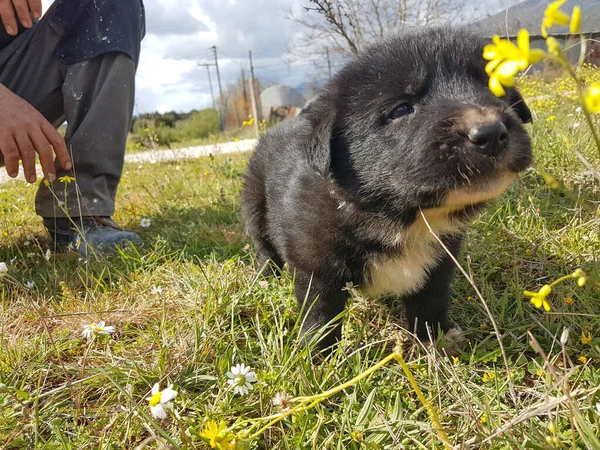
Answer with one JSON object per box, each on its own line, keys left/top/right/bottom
{"left": 241, "top": 27, "right": 532, "bottom": 351}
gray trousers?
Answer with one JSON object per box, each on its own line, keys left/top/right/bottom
{"left": 0, "top": 9, "right": 136, "bottom": 218}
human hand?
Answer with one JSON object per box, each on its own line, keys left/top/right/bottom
{"left": 0, "top": 84, "right": 71, "bottom": 182}
{"left": 0, "top": 0, "right": 42, "bottom": 35}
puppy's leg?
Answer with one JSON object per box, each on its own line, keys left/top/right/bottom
{"left": 241, "top": 175, "right": 284, "bottom": 275}
{"left": 402, "top": 237, "right": 462, "bottom": 345}
{"left": 294, "top": 270, "right": 349, "bottom": 351}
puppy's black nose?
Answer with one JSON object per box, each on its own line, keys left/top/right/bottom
{"left": 467, "top": 122, "right": 509, "bottom": 157}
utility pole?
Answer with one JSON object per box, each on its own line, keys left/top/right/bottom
{"left": 241, "top": 68, "right": 247, "bottom": 103}
{"left": 211, "top": 45, "right": 225, "bottom": 130}
{"left": 326, "top": 47, "right": 332, "bottom": 80}
{"left": 248, "top": 50, "right": 262, "bottom": 122}
{"left": 198, "top": 63, "right": 216, "bottom": 111}
{"left": 247, "top": 78, "right": 260, "bottom": 138}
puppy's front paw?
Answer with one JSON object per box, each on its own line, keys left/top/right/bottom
{"left": 438, "top": 327, "right": 465, "bottom": 357}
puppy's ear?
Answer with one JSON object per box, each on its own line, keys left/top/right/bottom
{"left": 508, "top": 89, "right": 532, "bottom": 124}
{"left": 301, "top": 97, "right": 337, "bottom": 174}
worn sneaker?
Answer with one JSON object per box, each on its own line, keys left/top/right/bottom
{"left": 43, "top": 216, "right": 142, "bottom": 255}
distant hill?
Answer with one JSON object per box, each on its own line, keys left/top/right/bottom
{"left": 469, "top": 0, "right": 600, "bottom": 38}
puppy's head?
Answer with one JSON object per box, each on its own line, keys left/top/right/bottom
{"left": 302, "top": 27, "right": 532, "bottom": 222}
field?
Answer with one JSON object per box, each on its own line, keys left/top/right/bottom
{"left": 1, "top": 78, "right": 600, "bottom": 449}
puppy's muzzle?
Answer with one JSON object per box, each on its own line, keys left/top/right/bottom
{"left": 466, "top": 121, "right": 509, "bottom": 157}
{"left": 454, "top": 105, "right": 509, "bottom": 158}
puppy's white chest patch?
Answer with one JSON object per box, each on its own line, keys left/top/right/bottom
{"left": 363, "top": 233, "right": 443, "bottom": 298}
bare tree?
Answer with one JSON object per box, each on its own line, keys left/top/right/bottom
{"left": 286, "top": 0, "right": 470, "bottom": 62}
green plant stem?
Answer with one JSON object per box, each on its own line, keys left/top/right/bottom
{"left": 550, "top": 37, "right": 600, "bottom": 157}
{"left": 236, "top": 352, "right": 451, "bottom": 450}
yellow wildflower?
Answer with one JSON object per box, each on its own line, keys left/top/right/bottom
{"left": 524, "top": 284, "right": 552, "bottom": 311}
{"left": 483, "top": 30, "right": 545, "bottom": 97}
{"left": 480, "top": 414, "right": 487, "bottom": 423}
{"left": 570, "top": 6, "right": 581, "bottom": 34}
{"left": 581, "top": 332, "right": 592, "bottom": 345}
{"left": 536, "top": 368, "right": 544, "bottom": 377}
{"left": 578, "top": 355, "right": 587, "bottom": 364}
{"left": 563, "top": 296, "right": 574, "bottom": 305}
{"left": 584, "top": 83, "right": 600, "bottom": 113}
{"left": 452, "top": 356, "right": 459, "bottom": 364}
{"left": 541, "top": 0, "right": 570, "bottom": 38}
{"left": 200, "top": 421, "right": 235, "bottom": 450}
{"left": 482, "top": 371, "right": 495, "bottom": 383}
{"left": 58, "top": 175, "right": 76, "bottom": 184}
{"left": 351, "top": 430, "right": 364, "bottom": 442}
{"left": 480, "top": 323, "right": 488, "bottom": 329}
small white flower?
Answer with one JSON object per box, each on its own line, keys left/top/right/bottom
{"left": 272, "top": 392, "right": 293, "bottom": 411}
{"left": 44, "top": 249, "right": 51, "bottom": 261}
{"left": 258, "top": 280, "right": 269, "bottom": 289}
{"left": 82, "top": 321, "right": 116, "bottom": 339}
{"left": 341, "top": 281, "right": 358, "bottom": 296}
{"left": 573, "top": 122, "right": 581, "bottom": 128}
{"left": 140, "top": 218, "right": 151, "bottom": 228}
{"left": 146, "top": 383, "right": 178, "bottom": 419}
{"left": 150, "top": 285, "right": 163, "bottom": 295}
{"left": 596, "top": 402, "right": 600, "bottom": 416}
{"left": 75, "top": 235, "right": 81, "bottom": 249}
{"left": 0, "top": 262, "right": 8, "bottom": 277}
{"left": 25, "top": 281, "right": 35, "bottom": 289}
{"left": 226, "top": 363, "right": 257, "bottom": 396}
{"left": 575, "top": 106, "right": 582, "bottom": 113}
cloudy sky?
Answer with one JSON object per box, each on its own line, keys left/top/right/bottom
{"left": 42, "top": 0, "right": 524, "bottom": 115}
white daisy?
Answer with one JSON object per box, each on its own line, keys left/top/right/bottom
{"left": 0, "top": 262, "right": 8, "bottom": 277}
{"left": 140, "top": 218, "right": 151, "bottom": 228}
{"left": 82, "top": 321, "right": 116, "bottom": 339}
{"left": 146, "top": 383, "right": 178, "bottom": 419}
{"left": 44, "top": 249, "right": 51, "bottom": 261}
{"left": 226, "top": 363, "right": 257, "bottom": 396}
{"left": 150, "top": 285, "right": 163, "bottom": 295}
{"left": 25, "top": 281, "right": 35, "bottom": 289}
{"left": 341, "top": 281, "right": 358, "bottom": 296}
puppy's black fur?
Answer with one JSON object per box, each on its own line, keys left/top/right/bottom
{"left": 241, "top": 27, "right": 532, "bottom": 350}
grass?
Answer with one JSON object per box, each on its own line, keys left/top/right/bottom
{"left": 1, "top": 94, "right": 600, "bottom": 449}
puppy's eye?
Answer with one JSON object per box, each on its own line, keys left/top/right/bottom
{"left": 387, "top": 103, "right": 414, "bottom": 121}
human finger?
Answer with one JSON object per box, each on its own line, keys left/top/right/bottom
{"left": 0, "top": 135, "right": 20, "bottom": 177}
{"left": 40, "top": 122, "right": 71, "bottom": 171}
{"left": 12, "top": 0, "right": 32, "bottom": 27}
{"left": 0, "top": 0, "right": 18, "bottom": 35}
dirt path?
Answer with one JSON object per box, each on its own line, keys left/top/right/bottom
{"left": 0, "top": 139, "right": 257, "bottom": 186}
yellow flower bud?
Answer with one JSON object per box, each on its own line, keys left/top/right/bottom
{"left": 546, "top": 37, "right": 562, "bottom": 57}
{"left": 577, "top": 276, "right": 586, "bottom": 287}
{"left": 570, "top": 7, "right": 581, "bottom": 35}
